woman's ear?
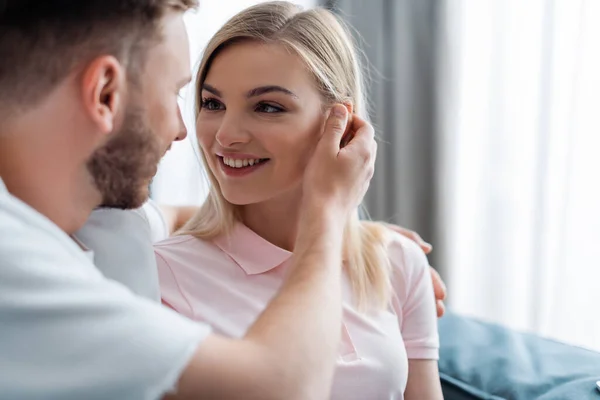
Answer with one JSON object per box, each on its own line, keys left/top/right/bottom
{"left": 344, "top": 102, "right": 354, "bottom": 115}
{"left": 340, "top": 102, "right": 355, "bottom": 148}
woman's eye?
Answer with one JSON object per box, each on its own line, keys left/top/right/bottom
{"left": 201, "top": 98, "right": 224, "bottom": 111}
{"left": 256, "top": 102, "right": 284, "bottom": 113}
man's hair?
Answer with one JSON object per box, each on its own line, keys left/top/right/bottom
{"left": 0, "top": 0, "right": 198, "bottom": 112}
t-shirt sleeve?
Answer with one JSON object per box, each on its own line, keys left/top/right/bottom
{"left": 135, "top": 198, "right": 171, "bottom": 243}
{"left": 76, "top": 207, "right": 161, "bottom": 302}
{"left": 0, "top": 219, "right": 211, "bottom": 399}
{"left": 388, "top": 233, "right": 439, "bottom": 360}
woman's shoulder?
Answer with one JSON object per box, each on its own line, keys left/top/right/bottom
{"left": 153, "top": 234, "right": 221, "bottom": 261}
{"left": 361, "top": 221, "right": 429, "bottom": 282}
{"left": 361, "top": 221, "right": 427, "bottom": 266}
{"left": 387, "top": 230, "right": 429, "bottom": 270}
{"left": 154, "top": 234, "right": 198, "bottom": 249}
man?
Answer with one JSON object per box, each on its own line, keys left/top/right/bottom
{"left": 0, "top": 1, "right": 376, "bottom": 399}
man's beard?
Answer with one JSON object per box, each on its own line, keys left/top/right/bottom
{"left": 87, "top": 106, "right": 162, "bottom": 210}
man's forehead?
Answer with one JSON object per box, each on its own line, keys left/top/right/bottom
{"left": 177, "top": 76, "right": 192, "bottom": 90}
{"left": 146, "top": 12, "right": 191, "bottom": 82}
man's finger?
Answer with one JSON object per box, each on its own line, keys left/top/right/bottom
{"left": 383, "top": 224, "right": 433, "bottom": 254}
{"left": 430, "top": 267, "right": 447, "bottom": 300}
{"left": 405, "top": 230, "right": 432, "bottom": 254}
{"left": 320, "top": 104, "right": 348, "bottom": 153}
{"left": 339, "top": 114, "right": 374, "bottom": 153}
{"left": 436, "top": 300, "right": 446, "bottom": 318}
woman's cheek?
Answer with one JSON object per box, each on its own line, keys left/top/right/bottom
{"left": 296, "top": 132, "right": 321, "bottom": 170}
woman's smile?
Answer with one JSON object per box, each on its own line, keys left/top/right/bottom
{"left": 217, "top": 154, "right": 271, "bottom": 177}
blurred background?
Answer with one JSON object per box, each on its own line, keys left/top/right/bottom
{"left": 150, "top": 0, "right": 600, "bottom": 352}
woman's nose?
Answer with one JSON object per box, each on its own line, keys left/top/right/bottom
{"left": 215, "top": 114, "right": 252, "bottom": 147}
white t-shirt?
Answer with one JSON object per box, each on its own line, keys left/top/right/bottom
{"left": 0, "top": 178, "right": 210, "bottom": 400}
{"left": 74, "top": 199, "right": 170, "bottom": 301}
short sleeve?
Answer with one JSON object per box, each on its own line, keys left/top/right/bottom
{"left": 0, "top": 202, "right": 211, "bottom": 400}
{"left": 75, "top": 206, "right": 161, "bottom": 301}
{"left": 138, "top": 199, "right": 170, "bottom": 243}
{"left": 388, "top": 233, "right": 439, "bottom": 360}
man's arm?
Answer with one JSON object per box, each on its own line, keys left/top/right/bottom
{"left": 169, "top": 105, "right": 376, "bottom": 400}
{"left": 173, "top": 210, "right": 345, "bottom": 400}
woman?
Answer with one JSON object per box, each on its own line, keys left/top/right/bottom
{"left": 155, "top": 2, "right": 444, "bottom": 399}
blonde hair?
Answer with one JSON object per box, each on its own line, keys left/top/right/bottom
{"left": 180, "top": 1, "right": 392, "bottom": 310}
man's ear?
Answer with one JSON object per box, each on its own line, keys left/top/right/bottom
{"left": 80, "top": 56, "right": 124, "bottom": 135}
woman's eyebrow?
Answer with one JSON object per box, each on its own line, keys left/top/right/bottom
{"left": 201, "top": 83, "right": 222, "bottom": 97}
{"left": 201, "top": 84, "right": 299, "bottom": 100}
{"left": 246, "top": 85, "right": 299, "bottom": 99}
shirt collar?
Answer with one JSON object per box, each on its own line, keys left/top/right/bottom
{"left": 71, "top": 235, "right": 96, "bottom": 263}
{"left": 0, "top": 177, "right": 6, "bottom": 193}
{"left": 213, "top": 222, "right": 292, "bottom": 275}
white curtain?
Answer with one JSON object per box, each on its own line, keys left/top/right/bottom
{"left": 439, "top": 0, "right": 600, "bottom": 351}
{"left": 151, "top": 0, "right": 317, "bottom": 205}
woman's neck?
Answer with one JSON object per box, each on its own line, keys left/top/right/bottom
{"left": 240, "top": 188, "right": 303, "bottom": 252}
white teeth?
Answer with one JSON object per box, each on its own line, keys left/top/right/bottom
{"left": 222, "top": 157, "right": 263, "bottom": 168}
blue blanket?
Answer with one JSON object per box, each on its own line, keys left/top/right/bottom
{"left": 438, "top": 313, "right": 600, "bottom": 400}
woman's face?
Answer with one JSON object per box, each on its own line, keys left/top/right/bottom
{"left": 196, "top": 41, "right": 326, "bottom": 206}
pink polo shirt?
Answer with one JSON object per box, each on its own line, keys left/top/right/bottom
{"left": 155, "top": 223, "right": 439, "bottom": 400}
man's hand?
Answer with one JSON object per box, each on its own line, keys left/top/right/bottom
{"left": 385, "top": 224, "right": 433, "bottom": 254}
{"left": 302, "top": 105, "right": 377, "bottom": 219}
{"left": 430, "top": 267, "right": 447, "bottom": 318}
{"left": 384, "top": 224, "right": 447, "bottom": 317}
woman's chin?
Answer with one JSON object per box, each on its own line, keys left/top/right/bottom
{"left": 221, "top": 191, "right": 265, "bottom": 206}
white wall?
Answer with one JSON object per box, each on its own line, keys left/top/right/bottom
{"left": 151, "top": 1, "right": 317, "bottom": 205}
